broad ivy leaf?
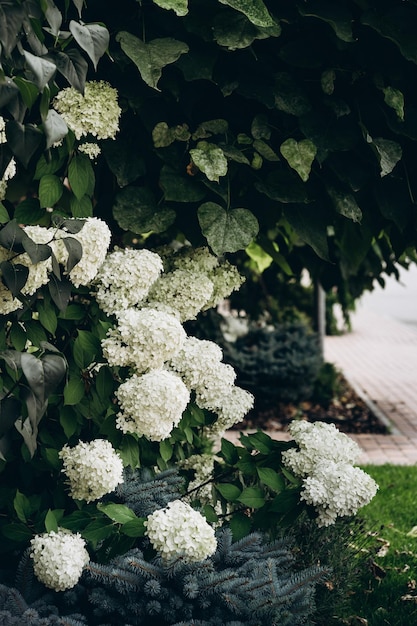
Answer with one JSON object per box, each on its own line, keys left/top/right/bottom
{"left": 6, "top": 121, "right": 43, "bottom": 169}
{"left": 253, "top": 139, "right": 279, "bottom": 161}
{"left": 152, "top": 0, "right": 188, "bottom": 16}
{"left": 113, "top": 186, "right": 176, "bottom": 234}
{"left": 255, "top": 170, "right": 309, "bottom": 203}
{"left": 361, "top": 7, "right": 417, "bottom": 65}
{"left": 116, "top": 31, "right": 189, "bottom": 90}
{"left": 383, "top": 87, "right": 405, "bottom": 121}
{"left": 273, "top": 72, "right": 312, "bottom": 116}
{"left": 245, "top": 241, "right": 273, "bottom": 273}
{"left": 327, "top": 186, "right": 362, "bottom": 223}
{"left": 283, "top": 204, "right": 330, "bottom": 261}
{"left": 198, "top": 202, "right": 259, "bottom": 255}
{"left": 47, "top": 49, "right": 88, "bottom": 93}
{"left": 43, "top": 110, "right": 68, "bottom": 149}
{"left": 160, "top": 165, "right": 206, "bottom": 202}
{"left": 69, "top": 21, "right": 110, "bottom": 70}
{"left": 219, "top": 0, "right": 274, "bottom": 27}
{"left": 39, "top": 174, "right": 64, "bottom": 208}
{"left": 214, "top": 11, "right": 280, "bottom": 50}
{"left": 102, "top": 137, "right": 146, "bottom": 186}
{"left": 0, "top": 3, "right": 26, "bottom": 56}
{"left": 190, "top": 142, "right": 228, "bottom": 182}
{"left": 280, "top": 138, "right": 317, "bottom": 182}
{"left": 371, "top": 137, "right": 402, "bottom": 177}
{"left": 23, "top": 51, "right": 56, "bottom": 91}
{"left": 297, "top": 1, "right": 354, "bottom": 43}
{"left": 152, "top": 122, "right": 176, "bottom": 148}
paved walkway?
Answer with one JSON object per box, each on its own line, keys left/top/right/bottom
{"left": 226, "top": 306, "right": 417, "bottom": 465}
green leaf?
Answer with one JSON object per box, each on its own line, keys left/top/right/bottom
{"left": 10, "top": 323, "right": 27, "bottom": 351}
{"left": 43, "top": 110, "right": 68, "bottom": 150}
{"left": 190, "top": 142, "right": 228, "bottom": 182}
{"left": 69, "top": 21, "right": 110, "bottom": 70}
{"left": 121, "top": 518, "right": 146, "bottom": 537}
{"left": 102, "top": 137, "right": 146, "bottom": 187}
{"left": 219, "top": 0, "right": 274, "bottom": 27}
{"left": 70, "top": 194, "right": 93, "bottom": 217}
{"left": 118, "top": 435, "right": 140, "bottom": 468}
{"left": 48, "top": 49, "right": 88, "bottom": 93}
{"left": 198, "top": 202, "right": 259, "bottom": 255}
{"left": 383, "top": 87, "right": 405, "bottom": 121}
{"left": 297, "top": 1, "right": 354, "bottom": 42}
{"left": 59, "top": 406, "right": 79, "bottom": 438}
{"left": 0, "top": 204, "right": 9, "bottom": 223}
{"left": 229, "top": 511, "right": 252, "bottom": 540}
{"left": 245, "top": 241, "right": 273, "bottom": 273}
{"left": 280, "top": 138, "right": 317, "bottom": 182}
{"left": 68, "top": 153, "right": 95, "bottom": 200}
{"left": 23, "top": 50, "right": 56, "bottom": 91}
{"left": 13, "top": 77, "right": 39, "bottom": 109}
{"left": 159, "top": 439, "right": 173, "bottom": 462}
{"left": 14, "top": 198, "right": 45, "bottom": 224}
{"left": 64, "top": 377, "right": 85, "bottom": 405}
{"left": 116, "top": 32, "right": 189, "bottom": 90}
{"left": 327, "top": 187, "right": 362, "bottom": 223}
{"left": 257, "top": 467, "right": 285, "bottom": 492}
{"left": 14, "top": 490, "right": 32, "bottom": 523}
{"left": 160, "top": 165, "right": 206, "bottom": 202}
{"left": 73, "top": 330, "right": 101, "bottom": 369}
{"left": 216, "top": 483, "right": 241, "bottom": 501}
{"left": 39, "top": 174, "right": 64, "bottom": 208}
{"left": 0, "top": 3, "right": 26, "bottom": 57}
{"left": 1, "top": 523, "right": 33, "bottom": 543}
{"left": 0, "top": 396, "right": 21, "bottom": 437}
{"left": 0, "top": 262, "right": 29, "bottom": 297}
{"left": 255, "top": 170, "right": 309, "bottom": 204}
{"left": 152, "top": 0, "right": 188, "bottom": 16}
{"left": 62, "top": 236, "right": 83, "bottom": 272}
{"left": 321, "top": 69, "right": 335, "bottom": 95}
{"left": 97, "top": 503, "right": 138, "bottom": 524}
{"left": 44, "top": 509, "right": 60, "bottom": 533}
{"left": 113, "top": 186, "right": 175, "bottom": 234}
{"left": 48, "top": 275, "right": 72, "bottom": 311}
{"left": 244, "top": 431, "right": 273, "bottom": 454}
{"left": 253, "top": 139, "right": 279, "bottom": 161}
{"left": 273, "top": 72, "right": 311, "bottom": 116}
{"left": 220, "top": 438, "right": 239, "bottom": 464}
{"left": 371, "top": 138, "right": 402, "bottom": 177}
{"left": 238, "top": 486, "right": 265, "bottom": 508}
{"left": 361, "top": 7, "right": 417, "bottom": 65}
{"left": 6, "top": 122, "right": 43, "bottom": 169}
{"left": 202, "top": 504, "right": 219, "bottom": 523}
{"left": 283, "top": 204, "right": 330, "bottom": 261}
{"left": 81, "top": 518, "right": 114, "bottom": 543}
{"left": 38, "top": 303, "right": 57, "bottom": 335}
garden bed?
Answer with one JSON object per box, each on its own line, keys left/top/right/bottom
{"left": 233, "top": 373, "right": 389, "bottom": 435}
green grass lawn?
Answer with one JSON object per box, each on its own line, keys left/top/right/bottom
{"left": 347, "top": 465, "right": 417, "bottom": 626}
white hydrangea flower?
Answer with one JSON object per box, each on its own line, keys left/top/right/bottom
{"left": 171, "top": 246, "right": 219, "bottom": 273}
{"left": 95, "top": 248, "right": 163, "bottom": 315}
{"left": 78, "top": 142, "right": 101, "bottom": 159}
{"left": 59, "top": 439, "right": 124, "bottom": 503}
{"left": 53, "top": 217, "right": 111, "bottom": 287}
{"left": 169, "top": 336, "right": 225, "bottom": 389}
{"left": 203, "top": 262, "right": 245, "bottom": 311}
{"left": 0, "top": 157, "right": 17, "bottom": 201}
{"left": 102, "top": 308, "right": 185, "bottom": 372}
{"left": 205, "top": 385, "right": 254, "bottom": 435}
{"left": 145, "top": 500, "right": 217, "bottom": 562}
{"left": 53, "top": 81, "right": 121, "bottom": 140}
{"left": 146, "top": 268, "right": 214, "bottom": 322}
{"left": 30, "top": 529, "right": 89, "bottom": 591}
{"left": 17, "top": 225, "right": 54, "bottom": 296}
{"left": 0, "top": 282, "right": 22, "bottom": 314}
{"left": 281, "top": 421, "right": 361, "bottom": 477}
{"left": 300, "top": 461, "right": 379, "bottom": 527}
{"left": 116, "top": 370, "right": 190, "bottom": 441}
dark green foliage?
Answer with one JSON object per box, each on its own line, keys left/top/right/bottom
{"left": 222, "top": 322, "right": 323, "bottom": 405}
{"left": 311, "top": 362, "right": 342, "bottom": 408}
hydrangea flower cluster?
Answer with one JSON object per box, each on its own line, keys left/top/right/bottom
{"left": 30, "top": 530, "right": 89, "bottom": 591}
{"left": 94, "top": 245, "right": 252, "bottom": 441}
{"left": 115, "top": 370, "right": 190, "bottom": 441}
{"left": 145, "top": 500, "right": 217, "bottom": 562}
{"left": 94, "top": 248, "right": 163, "bottom": 315}
{"left": 0, "top": 218, "right": 111, "bottom": 315}
{"left": 53, "top": 81, "right": 121, "bottom": 140}
{"left": 59, "top": 439, "right": 124, "bottom": 502}
{"left": 282, "top": 421, "right": 378, "bottom": 526}
{"left": 180, "top": 453, "right": 215, "bottom": 504}
{"left": 169, "top": 336, "right": 254, "bottom": 435}
{"left": 78, "top": 142, "right": 101, "bottom": 159}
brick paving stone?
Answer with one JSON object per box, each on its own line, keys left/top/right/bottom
{"left": 225, "top": 307, "right": 417, "bottom": 465}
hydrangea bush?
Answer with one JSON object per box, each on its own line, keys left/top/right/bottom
{"left": 0, "top": 1, "right": 380, "bottom": 622}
